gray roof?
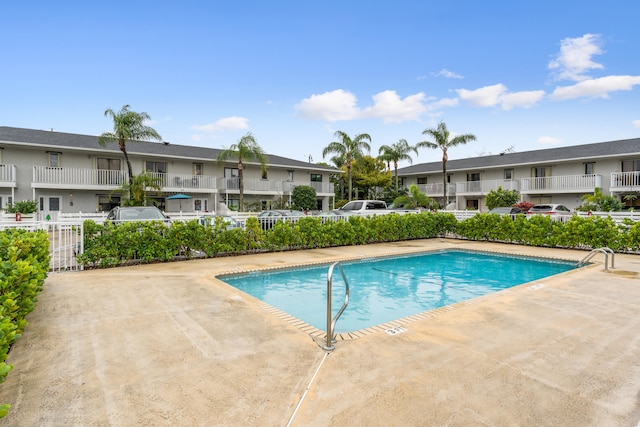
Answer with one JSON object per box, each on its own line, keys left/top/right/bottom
{"left": 0, "top": 126, "right": 337, "bottom": 172}
{"left": 398, "top": 137, "right": 640, "bottom": 176}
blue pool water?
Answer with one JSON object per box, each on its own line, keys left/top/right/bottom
{"left": 220, "top": 250, "right": 577, "bottom": 333}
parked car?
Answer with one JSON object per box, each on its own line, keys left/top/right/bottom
{"left": 257, "top": 210, "right": 306, "bottom": 230}
{"left": 488, "top": 207, "right": 523, "bottom": 216}
{"left": 526, "top": 204, "right": 573, "bottom": 221}
{"left": 106, "top": 206, "right": 171, "bottom": 224}
{"left": 197, "top": 214, "right": 242, "bottom": 230}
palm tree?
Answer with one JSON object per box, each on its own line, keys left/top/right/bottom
{"left": 378, "top": 139, "right": 418, "bottom": 192}
{"left": 99, "top": 105, "right": 162, "bottom": 198}
{"left": 328, "top": 153, "right": 347, "bottom": 200}
{"left": 416, "top": 121, "right": 476, "bottom": 207}
{"left": 322, "top": 131, "right": 371, "bottom": 201}
{"left": 119, "top": 172, "right": 163, "bottom": 206}
{"left": 217, "top": 132, "right": 267, "bottom": 211}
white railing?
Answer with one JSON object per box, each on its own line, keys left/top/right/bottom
{"left": 217, "top": 177, "right": 284, "bottom": 193}
{"left": 146, "top": 172, "right": 217, "bottom": 190}
{"left": 32, "top": 166, "right": 218, "bottom": 191}
{"left": 520, "top": 174, "right": 601, "bottom": 193}
{"left": 216, "top": 178, "right": 332, "bottom": 194}
{"left": 0, "top": 164, "right": 17, "bottom": 184}
{"left": 33, "top": 166, "right": 125, "bottom": 187}
{"left": 282, "top": 180, "right": 333, "bottom": 194}
{"left": 576, "top": 210, "right": 640, "bottom": 224}
{"left": 610, "top": 172, "right": 640, "bottom": 191}
{"left": 416, "top": 183, "right": 456, "bottom": 197}
{"left": 456, "top": 179, "right": 519, "bottom": 195}
{"left": 307, "top": 181, "right": 333, "bottom": 194}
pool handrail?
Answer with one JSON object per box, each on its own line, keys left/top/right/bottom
{"left": 323, "top": 262, "right": 350, "bottom": 351}
{"left": 578, "top": 247, "right": 614, "bottom": 271}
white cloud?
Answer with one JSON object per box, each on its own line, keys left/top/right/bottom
{"left": 548, "top": 34, "right": 604, "bottom": 82}
{"left": 551, "top": 75, "right": 640, "bottom": 100}
{"left": 296, "top": 89, "right": 428, "bottom": 123}
{"left": 455, "top": 84, "right": 544, "bottom": 110}
{"left": 500, "top": 90, "right": 546, "bottom": 110}
{"left": 362, "top": 90, "right": 426, "bottom": 123}
{"left": 433, "top": 69, "right": 464, "bottom": 79}
{"left": 633, "top": 119, "right": 640, "bottom": 128}
{"left": 537, "top": 136, "right": 563, "bottom": 145}
{"left": 191, "top": 116, "right": 249, "bottom": 132}
{"left": 456, "top": 84, "right": 507, "bottom": 107}
{"left": 295, "top": 89, "right": 360, "bottom": 121}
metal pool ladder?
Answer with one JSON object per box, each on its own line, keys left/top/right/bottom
{"left": 323, "top": 262, "right": 350, "bottom": 351}
{"left": 578, "top": 247, "right": 614, "bottom": 271}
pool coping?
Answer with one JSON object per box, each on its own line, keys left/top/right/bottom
{"left": 212, "top": 245, "right": 593, "bottom": 345}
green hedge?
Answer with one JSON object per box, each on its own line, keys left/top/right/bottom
{"left": 455, "top": 213, "right": 640, "bottom": 251}
{"left": 0, "top": 229, "right": 50, "bottom": 417}
{"left": 79, "top": 213, "right": 453, "bottom": 267}
{"left": 79, "top": 212, "right": 640, "bottom": 268}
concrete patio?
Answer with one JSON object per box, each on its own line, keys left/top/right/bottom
{"left": 1, "top": 239, "right": 639, "bottom": 426}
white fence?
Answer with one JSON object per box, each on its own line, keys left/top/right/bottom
{"left": 0, "top": 221, "right": 84, "bottom": 273}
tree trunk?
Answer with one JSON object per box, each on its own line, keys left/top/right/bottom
{"left": 120, "top": 142, "right": 134, "bottom": 200}
{"left": 347, "top": 164, "right": 352, "bottom": 201}
{"left": 238, "top": 160, "right": 244, "bottom": 211}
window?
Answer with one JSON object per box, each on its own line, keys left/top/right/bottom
{"left": 49, "top": 152, "right": 61, "bottom": 168}
{"left": 532, "top": 167, "right": 549, "bottom": 177}
{"left": 226, "top": 197, "right": 239, "bottom": 211}
{"left": 194, "top": 199, "right": 207, "bottom": 211}
{"left": 532, "top": 166, "right": 550, "bottom": 189}
{"left": 261, "top": 169, "right": 268, "bottom": 180}
{"left": 225, "top": 168, "right": 239, "bottom": 190}
{"left": 417, "top": 177, "right": 427, "bottom": 185}
{"left": 310, "top": 174, "right": 322, "bottom": 182}
{"left": 466, "top": 199, "right": 479, "bottom": 209}
{"left": 98, "top": 195, "right": 120, "bottom": 212}
{"left": 287, "top": 170, "right": 294, "bottom": 181}
{"left": 97, "top": 158, "right": 122, "bottom": 184}
{"left": 145, "top": 161, "right": 167, "bottom": 174}
{"left": 504, "top": 169, "right": 514, "bottom": 180}
{"left": 584, "top": 162, "right": 595, "bottom": 175}
{"left": 39, "top": 196, "right": 60, "bottom": 211}
{"left": 467, "top": 172, "right": 481, "bottom": 191}
{"left": 98, "top": 158, "right": 121, "bottom": 171}
{"left": 193, "top": 163, "right": 203, "bottom": 176}
{"left": 622, "top": 160, "right": 640, "bottom": 172}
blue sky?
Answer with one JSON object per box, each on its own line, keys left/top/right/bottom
{"left": 3, "top": 1, "right": 640, "bottom": 167}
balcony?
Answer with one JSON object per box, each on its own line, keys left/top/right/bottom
{"left": 520, "top": 174, "right": 601, "bottom": 194}
{"left": 456, "top": 179, "right": 519, "bottom": 196}
{"left": 217, "top": 178, "right": 333, "bottom": 195}
{"left": 217, "top": 177, "right": 283, "bottom": 194}
{"left": 416, "top": 183, "right": 456, "bottom": 198}
{"left": 284, "top": 180, "right": 334, "bottom": 195}
{"left": 32, "top": 166, "right": 217, "bottom": 192}
{"left": 0, "top": 164, "right": 17, "bottom": 187}
{"left": 610, "top": 172, "right": 640, "bottom": 193}
{"left": 147, "top": 172, "right": 216, "bottom": 192}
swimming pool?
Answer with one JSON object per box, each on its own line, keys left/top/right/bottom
{"left": 219, "top": 250, "right": 578, "bottom": 333}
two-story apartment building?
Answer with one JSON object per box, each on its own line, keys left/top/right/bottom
{"left": 397, "top": 137, "right": 640, "bottom": 211}
{"left": 0, "top": 126, "right": 338, "bottom": 215}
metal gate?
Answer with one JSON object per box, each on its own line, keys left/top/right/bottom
{"left": 46, "top": 221, "right": 84, "bottom": 272}
{"left": 0, "top": 221, "right": 84, "bottom": 273}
